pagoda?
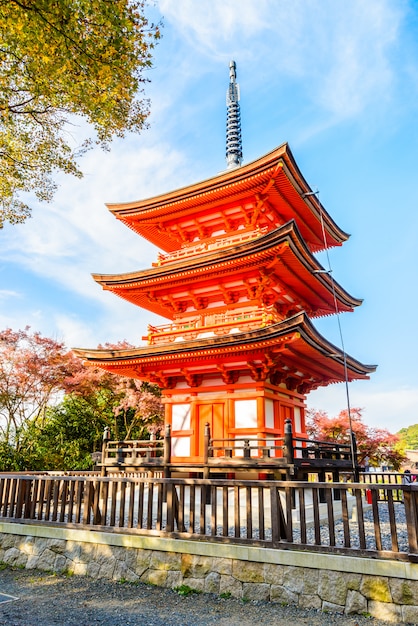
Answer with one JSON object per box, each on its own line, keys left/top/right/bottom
{"left": 74, "top": 62, "right": 375, "bottom": 463}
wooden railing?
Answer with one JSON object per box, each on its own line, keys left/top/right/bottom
{"left": 99, "top": 421, "right": 359, "bottom": 483}
{"left": 360, "top": 472, "right": 405, "bottom": 503}
{"left": 0, "top": 473, "right": 417, "bottom": 562}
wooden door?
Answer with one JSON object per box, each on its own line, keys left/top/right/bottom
{"left": 197, "top": 403, "right": 224, "bottom": 458}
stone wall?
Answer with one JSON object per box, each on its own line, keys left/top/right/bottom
{"left": 1, "top": 523, "right": 418, "bottom": 624}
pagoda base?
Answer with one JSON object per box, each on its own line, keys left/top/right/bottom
{"left": 163, "top": 379, "right": 307, "bottom": 464}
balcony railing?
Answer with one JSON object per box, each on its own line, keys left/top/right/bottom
{"left": 143, "top": 309, "right": 280, "bottom": 345}
{"left": 153, "top": 227, "right": 269, "bottom": 266}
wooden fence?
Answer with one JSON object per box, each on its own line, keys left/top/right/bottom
{"left": 0, "top": 473, "right": 417, "bottom": 562}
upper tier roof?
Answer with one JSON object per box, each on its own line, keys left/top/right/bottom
{"left": 106, "top": 144, "right": 349, "bottom": 253}
{"left": 92, "top": 220, "right": 361, "bottom": 320}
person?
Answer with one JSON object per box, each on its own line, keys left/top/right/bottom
{"left": 402, "top": 469, "right": 412, "bottom": 485}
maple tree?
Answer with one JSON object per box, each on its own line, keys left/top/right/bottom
{"left": 0, "top": 328, "right": 163, "bottom": 470}
{"left": 306, "top": 407, "right": 406, "bottom": 470}
{"left": 0, "top": 326, "right": 76, "bottom": 447}
{"left": 63, "top": 342, "right": 164, "bottom": 441}
{"left": 0, "top": 0, "right": 160, "bottom": 226}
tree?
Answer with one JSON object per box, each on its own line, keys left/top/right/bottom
{"left": 0, "top": 329, "right": 164, "bottom": 470}
{"left": 0, "top": 0, "right": 160, "bottom": 226}
{"left": 306, "top": 407, "right": 406, "bottom": 471}
{"left": 64, "top": 342, "right": 164, "bottom": 441}
{"left": 397, "top": 424, "right": 418, "bottom": 452}
{"left": 0, "top": 326, "right": 76, "bottom": 449}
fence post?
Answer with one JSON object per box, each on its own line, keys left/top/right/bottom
{"left": 101, "top": 427, "right": 111, "bottom": 477}
{"left": 203, "top": 423, "right": 211, "bottom": 504}
{"left": 203, "top": 422, "right": 211, "bottom": 464}
{"left": 404, "top": 486, "right": 418, "bottom": 559}
{"left": 283, "top": 419, "right": 294, "bottom": 465}
{"left": 164, "top": 424, "right": 171, "bottom": 479}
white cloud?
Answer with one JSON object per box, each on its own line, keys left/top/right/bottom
{"left": 0, "top": 289, "right": 20, "bottom": 300}
{"left": 159, "top": 0, "right": 404, "bottom": 121}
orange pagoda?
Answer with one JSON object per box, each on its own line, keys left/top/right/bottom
{"left": 74, "top": 62, "right": 375, "bottom": 464}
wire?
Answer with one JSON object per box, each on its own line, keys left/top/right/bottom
{"left": 309, "top": 190, "right": 357, "bottom": 473}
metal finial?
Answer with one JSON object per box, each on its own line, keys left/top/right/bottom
{"left": 226, "top": 60, "right": 242, "bottom": 170}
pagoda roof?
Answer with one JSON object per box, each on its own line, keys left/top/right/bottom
{"left": 92, "top": 221, "right": 361, "bottom": 319}
{"left": 73, "top": 312, "right": 376, "bottom": 393}
{"left": 106, "top": 144, "right": 349, "bottom": 253}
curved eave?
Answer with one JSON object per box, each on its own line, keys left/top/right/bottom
{"left": 73, "top": 312, "right": 376, "bottom": 387}
{"left": 106, "top": 144, "right": 348, "bottom": 252}
{"left": 92, "top": 221, "right": 362, "bottom": 319}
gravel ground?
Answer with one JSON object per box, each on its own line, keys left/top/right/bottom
{"left": 0, "top": 567, "right": 391, "bottom": 626}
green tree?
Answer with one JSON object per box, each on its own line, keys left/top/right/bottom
{"left": 0, "top": 0, "right": 160, "bottom": 226}
{"left": 396, "top": 424, "right": 418, "bottom": 457}
{"left": 17, "top": 394, "right": 107, "bottom": 471}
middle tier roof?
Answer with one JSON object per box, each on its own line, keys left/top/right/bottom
{"left": 92, "top": 220, "right": 361, "bottom": 320}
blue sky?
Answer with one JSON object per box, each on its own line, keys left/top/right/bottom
{"left": 1, "top": 0, "right": 418, "bottom": 432}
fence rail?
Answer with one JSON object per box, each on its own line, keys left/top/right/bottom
{"left": 0, "top": 473, "right": 417, "bottom": 562}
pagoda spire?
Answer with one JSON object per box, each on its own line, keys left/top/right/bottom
{"left": 226, "top": 60, "right": 243, "bottom": 170}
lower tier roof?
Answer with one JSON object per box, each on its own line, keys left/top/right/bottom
{"left": 73, "top": 312, "right": 376, "bottom": 394}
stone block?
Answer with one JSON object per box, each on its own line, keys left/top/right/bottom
{"left": 72, "top": 562, "right": 89, "bottom": 576}
{"left": 360, "top": 575, "right": 392, "bottom": 603}
{"left": 345, "top": 589, "right": 367, "bottom": 615}
{"left": 4, "top": 547, "right": 27, "bottom": 568}
{"left": 402, "top": 605, "right": 418, "bottom": 624}
{"left": 368, "top": 600, "right": 402, "bottom": 623}
{"left": 135, "top": 549, "right": 151, "bottom": 575}
{"left": 182, "top": 577, "right": 205, "bottom": 593}
{"left": 0, "top": 534, "right": 18, "bottom": 550}
{"left": 141, "top": 569, "right": 168, "bottom": 587}
{"left": 32, "top": 538, "right": 49, "bottom": 555}
{"left": 205, "top": 571, "right": 220, "bottom": 594}
{"left": 25, "top": 555, "right": 40, "bottom": 569}
{"left": 166, "top": 570, "right": 183, "bottom": 589}
{"left": 242, "top": 583, "right": 270, "bottom": 602}
{"left": 283, "top": 566, "right": 304, "bottom": 594}
{"left": 181, "top": 554, "right": 213, "bottom": 578}
{"left": 318, "top": 570, "right": 348, "bottom": 606}
{"left": 211, "top": 557, "right": 232, "bottom": 576}
{"left": 231, "top": 559, "right": 264, "bottom": 583}
{"left": 390, "top": 578, "right": 416, "bottom": 605}
{"left": 64, "top": 541, "right": 83, "bottom": 563}
{"left": 298, "top": 593, "right": 322, "bottom": 610}
{"left": 114, "top": 560, "right": 140, "bottom": 583}
{"left": 322, "top": 601, "right": 345, "bottom": 614}
{"left": 270, "top": 585, "right": 298, "bottom": 606}
{"left": 98, "top": 557, "right": 116, "bottom": 579}
{"left": 20, "top": 537, "right": 36, "bottom": 555}
{"left": 46, "top": 538, "right": 66, "bottom": 554}
{"left": 151, "top": 550, "right": 182, "bottom": 572}
{"left": 264, "top": 563, "right": 284, "bottom": 585}
{"left": 303, "top": 568, "right": 319, "bottom": 595}
{"left": 34, "top": 548, "right": 56, "bottom": 571}
{"left": 219, "top": 574, "right": 242, "bottom": 599}
{"left": 86, "top": 561, "right": 101, "bottom": 579}
{"left": 54, "top": 554, "right": 67, "bottom": 572}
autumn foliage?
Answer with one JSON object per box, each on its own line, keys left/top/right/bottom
{"left": 306, "top": 407, "right": 406, "bottom": 470}
{"left": 0, "top": 327, "right": 163, "bottom": 470}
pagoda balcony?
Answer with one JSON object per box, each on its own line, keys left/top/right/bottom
{"left": 153, "top": 226, "right": 269, "bottom": 266}
{"left": 143, "top": 308, "right": 282, "bottom": 345}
